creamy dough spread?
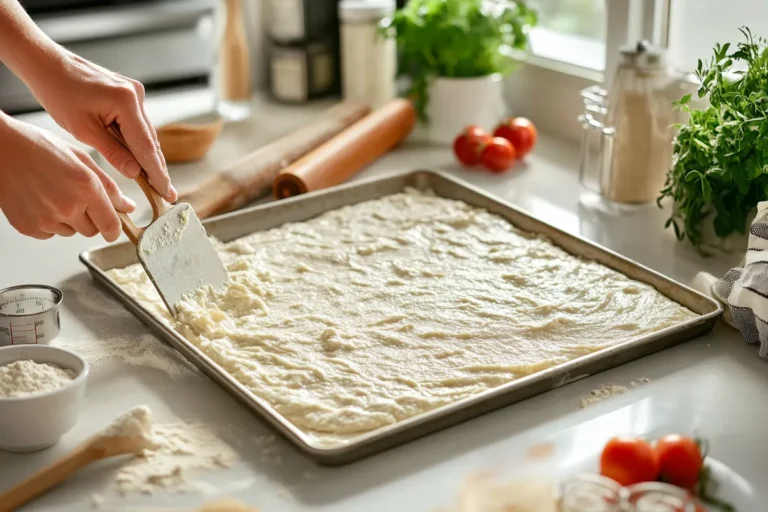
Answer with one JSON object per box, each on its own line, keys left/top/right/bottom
{"left": 108, "top": 189, "right": 697, "bottom": 443}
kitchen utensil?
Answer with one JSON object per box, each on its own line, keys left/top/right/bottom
{"left": 0, "top": 345, "right": 88, "bottom": 452}
{"left": 108, "top": 124, "right": 228, "bottom": 315}
{"left": 0, "top": 408, "right": 152, "bottom": 512}
{"left": 80, "top": 170, "right": 722, "bottom": 466}
{"left": 578, "top": 40, "right": 681, "bottom": 209}
{"left": 273, "top": 98, "right": 415, "bottom": 198}
{"left": 0, "top": 285, "right": 62, "bottom": 346}
{"left": 156, "top": 115, "right": 224, "bottom": 164}
{"left": 177, "top": 101, "right": 371, "bottom": 219}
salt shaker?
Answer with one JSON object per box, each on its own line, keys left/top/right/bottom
{"left": 578, "top": 41, "right": 681, "bottom": 209}
{"left": 339, "top": 0, "right": 397, "bottom": 108}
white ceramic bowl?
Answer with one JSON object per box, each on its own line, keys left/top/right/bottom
{"left": 0, "top": 345, "right": 89, "bottom": 452}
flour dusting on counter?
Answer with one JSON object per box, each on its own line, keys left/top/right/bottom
{"left": 108, "top": 189, "right": 697, "bottom": 441}
{"left": 113, "top": 418, "right": 235, "bottom": 495}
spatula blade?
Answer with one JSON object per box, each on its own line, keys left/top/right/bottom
{"left": 136, "top": 203, "right": 228, "bottom": 315}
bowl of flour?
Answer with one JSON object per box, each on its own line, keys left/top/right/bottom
{"left": 0, "top": 345, "right": 89, "bottom": 452}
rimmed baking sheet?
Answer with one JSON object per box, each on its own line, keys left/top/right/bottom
{"left": 80, "top": 170, "right": 722, "bottom": 465}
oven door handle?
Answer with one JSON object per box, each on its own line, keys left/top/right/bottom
{"left": 36, "top": 0, "right": 216, "bottom": 44}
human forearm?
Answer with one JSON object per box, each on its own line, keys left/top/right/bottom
{"left": 0, "top": 0, "right": 62, "bottom": 86}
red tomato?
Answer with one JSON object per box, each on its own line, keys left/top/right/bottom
{"left": 453, "top": 126, "right": 490, "bottom": 166}
{"left": 654, "top": 435, "right": 703, "bottom": 489}
{"left": 600, "top": 436, "right": 659, "bottom": 486}
{"left": 493, "top": 117, "right": 538, "bottom": 158}
{"left": 480, "top": 137, "right": 516, "bottom": 172}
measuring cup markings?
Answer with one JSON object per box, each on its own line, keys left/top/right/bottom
{"left": 0, "top": 285, "right": 63, "bottom": 346}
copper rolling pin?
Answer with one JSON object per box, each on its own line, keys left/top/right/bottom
{"left": 273, "top": 98, "right": 417, "bottom": 199}
{"left": 178, "top": 102, "right": 372, "bottom": 219}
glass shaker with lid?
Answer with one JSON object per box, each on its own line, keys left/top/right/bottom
{"left": 578, "top": 41, "right": 680, "bottom": 210}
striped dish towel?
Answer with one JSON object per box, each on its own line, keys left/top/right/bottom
{"left": 693, "top": 201, "right": 768, "bottom": 359}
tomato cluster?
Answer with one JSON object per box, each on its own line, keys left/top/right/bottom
{"left": 452, "top": 117, "right": 537, "bottom": 173}
{"left": 600, "top": 434, "right": 704, "bottom": 489}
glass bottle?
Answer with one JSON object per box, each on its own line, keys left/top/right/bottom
{"left": 210, "top": 0, "right": 252, "bottom": 121}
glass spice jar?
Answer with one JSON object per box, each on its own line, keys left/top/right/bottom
{"left": 560, "top": 473, "right": 623, "bottom": 512}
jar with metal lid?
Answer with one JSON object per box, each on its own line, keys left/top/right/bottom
{"left": 339, "top": 0, "right": 397, "bottom": 109}
{"left": 625, "top": 482, "right": 697, "bottom": 511}
{"left": 268, "top": 38, "right": 338, "bottom": 104}
{"left": 560, "top": 473, "right": 623, "bottom": 512}
{"left": 266, "top": 0, "right": 339, "bottom": 44}
{"left": 578, "top": 41, "right": 682, "bottom": 210}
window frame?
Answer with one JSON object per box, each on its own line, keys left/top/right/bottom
{"left": 509, "top": 0, "right": 671, "bottom": 145}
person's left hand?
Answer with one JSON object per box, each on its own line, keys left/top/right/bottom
{"left": 25, "top": 50, "right": 177, "bottom": 203}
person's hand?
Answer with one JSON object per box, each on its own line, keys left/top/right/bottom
{"left": 23, "top": 50, "right": 177, "bottom": 203}
{"left": 0, "top": 115, "right": 136, "bottom": 241}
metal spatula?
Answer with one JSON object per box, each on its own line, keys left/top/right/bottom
{"left": 108, "top": 124, "right": 228, "bottom": 316}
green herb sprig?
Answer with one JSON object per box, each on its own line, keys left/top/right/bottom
{"left": 658, "top": 27, "right": 768, "bottom": 250}
{"left": 382, "top": 0, "right": 537, "bottom": 122}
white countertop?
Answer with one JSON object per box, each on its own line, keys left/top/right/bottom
{"left": 1, "top": 89, "right": 765, "bottom": 511}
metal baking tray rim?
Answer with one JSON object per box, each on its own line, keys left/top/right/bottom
{"left": 79, "top": 169, "right": 723, "bottom": 464}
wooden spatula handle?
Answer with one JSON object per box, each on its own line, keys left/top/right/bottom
{"left": 0, "top": 444, "right": 97, "bottom": 512}
{"left": 106, "top": 123, "right": 169, "bottom": 245}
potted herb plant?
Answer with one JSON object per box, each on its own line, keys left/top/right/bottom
{"left": 659, "top": 28, "right": 767, "bottom": 253}
{"left": 383, "top": 0, "right": 537, "bottom": 144}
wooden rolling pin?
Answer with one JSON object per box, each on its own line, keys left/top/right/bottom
{"left": 273, "top": 98, "right": 416, "bottom": 199}
{"left": 178, "top": 102, "right": 372, "bottom": 219}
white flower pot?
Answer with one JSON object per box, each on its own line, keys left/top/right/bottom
{"left": 424, "top": 74, "right": 508, "bottom": 145}
{"left": 698, "top": 208, "right": 756, "bottom": 254}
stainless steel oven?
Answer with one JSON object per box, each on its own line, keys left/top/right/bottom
{"left": 1, "top": 0, "right": 215, "bottom": 113}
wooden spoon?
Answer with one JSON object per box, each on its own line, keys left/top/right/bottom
{"left": 0, "top": 413, "right": 154, "bottom": 512}
{"left": 156, "top": 117, "right": 224, "bottom": 164}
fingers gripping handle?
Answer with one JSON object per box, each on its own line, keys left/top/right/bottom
{"left": 106, "top": 123, "right": 168, "bottom": 245}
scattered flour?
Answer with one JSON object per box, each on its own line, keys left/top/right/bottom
{"left": 113, "top": 416, "right": 236, "bottom": 495}
{"left": 580, "top": 377, "right": 652, "bottom": 408}
{"left": 140, "top": 206, "right": 191, "bottom": 256}
{"left": 102, "top": 406, "right": 154, "bottom": 440}
{"left": 0, "top": 360, "right": 76, "bottom": 398}
{"left": 53, "top": 333, "right": 195, "bottom": 378}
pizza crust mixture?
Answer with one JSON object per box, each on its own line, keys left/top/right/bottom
{"left": 108, "top": 189, "right": 696, "bottom": 443}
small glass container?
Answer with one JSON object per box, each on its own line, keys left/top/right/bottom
{"left": 210, "top": 0, "right": 252, "bottom": 121}
{"left": 625, "top": 482, "right": 697, "bottom": 511}
{"left": 578, "top": 41, "right": 681, "bottom": 212}
{"left": 339, "top": 0, "right": 397, "bottom": 108}
{"left": 560, "top": 473, "right": 623, "bottom": 512}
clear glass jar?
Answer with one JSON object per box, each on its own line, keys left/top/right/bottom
{"left": 578, "top": 41, "right": 682, "bottom": 211}
{"left": 339, "top": 0, "right": 397, "bottom": 109}
{"left": 625, "top": 482, "right": 697, "bottom": 511}
{"left": 561, "top": 474, "right": 623, "bottom": 512}
{"left": 210, "top": 0, "right": 252, "bottom": 121}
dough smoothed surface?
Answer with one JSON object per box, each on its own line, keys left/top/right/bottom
{"left": 109, "top": 189, "right": 696, "bottom": 443}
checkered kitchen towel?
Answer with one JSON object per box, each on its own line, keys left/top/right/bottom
{"left": 694, "top": 201, "right": 768, "bottom": 359}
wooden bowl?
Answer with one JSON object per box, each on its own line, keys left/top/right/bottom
{"left": 156, "top": 116, "right": 224, "bottom": 164}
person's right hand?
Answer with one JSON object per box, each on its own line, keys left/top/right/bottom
{"left": 0, "top": 114, "right": 136, "bottom": 241}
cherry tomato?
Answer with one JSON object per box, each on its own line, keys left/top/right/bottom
{"left": 654, "top": 434, "right": 703, "bottom": 489}
{"left": 480, "top": 137, "right": 516, "bottom": 172}
{"left": 453, "top": 126, "right": 490, "bottom": 166}
{"left": 493, "top": 117, "right": 538, "bottom": 158}
{"left": 600, "top": 436, "right": 659, "bottom": 486}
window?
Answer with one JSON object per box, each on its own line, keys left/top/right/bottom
{"left": 667, "top": 0, "right": 768, "bottom": 71}
{"left": 526, "top": 0, "right": 606, "bottom": 71}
